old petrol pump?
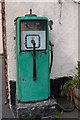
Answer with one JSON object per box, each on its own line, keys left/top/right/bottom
{"left": 15, "top": 9, "right": 53, "bottom": 102}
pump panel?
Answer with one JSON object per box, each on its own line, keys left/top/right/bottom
{"left": 21, "top": 31, "right": 46, "bottom": 51}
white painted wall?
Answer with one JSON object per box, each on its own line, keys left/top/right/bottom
{"left": 78, "top": 4, "right": 80, "bottom": 60}
{"left": 0, "top": 3, "right": 3, "bottom": 54}
{"left": 5, "top": 1, "right": 78, "bottom": 82}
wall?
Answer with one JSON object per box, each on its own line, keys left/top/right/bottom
{"left": 5, "top": 1, "right": 78, "bottom": 82}
{"left": 0, "top": 3, "right": 3, "bottom": 54}
{"left": 78, "top": 4, "right": 80, "bottom": 60}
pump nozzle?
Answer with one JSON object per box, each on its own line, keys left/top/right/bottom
{"left": 49, "top": 20, "right": 53, "bottom": 30}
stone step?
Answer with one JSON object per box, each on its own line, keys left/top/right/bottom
{"left": 16, "top": 98, "right": 57, "bottom": 119}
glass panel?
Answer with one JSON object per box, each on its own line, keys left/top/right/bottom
{"left": 21, "top": 20, "right": 47, "bottom": 31}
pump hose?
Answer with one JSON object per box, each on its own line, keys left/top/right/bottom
{"left": 49, "top": 41, "right": 54, "bottom": 73}
{"left": 50, "top": 91, "right": 75, "bottom": 112}
{"left": 49, "top": 41, "right": 75, "bottom": 112}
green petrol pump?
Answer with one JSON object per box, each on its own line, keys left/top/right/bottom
{"left": 15, "top": 10, "right": 53, "bottom": 102}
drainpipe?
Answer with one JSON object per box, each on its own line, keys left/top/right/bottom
{"left": 1, "top": 0, "right": 8, "bottom": 103}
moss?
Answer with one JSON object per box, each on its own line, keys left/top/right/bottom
{"left": 55, "top": 109, "right": 61, "bottom": 119}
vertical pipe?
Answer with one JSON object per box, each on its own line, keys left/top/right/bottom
{"left": 1, "top": 1, "right": 8, "bottom": 102}
{"left": 33, "top": 43, "right": 36, "bottom": 80}
{"left": 31, "top": 40, "right": 36, "bottom": 80}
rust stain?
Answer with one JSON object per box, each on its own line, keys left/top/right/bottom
{"left": 44, "top": 51, "right": 47, "bottom": 54}
{"left": 22, "top": 78, "right": 24, "bottom": 81}
{"left": 41, "top": 51, "right": 43, "bottom": 54}
{"left": 40, "top": 55, "right": 41, "bottom": 58}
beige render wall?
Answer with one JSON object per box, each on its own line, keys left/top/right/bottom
{"left": 5, "top": 1, "right": 78, "bottom": 82}
{"left": 0, "top": 3, "right": 3, "bottom": 54}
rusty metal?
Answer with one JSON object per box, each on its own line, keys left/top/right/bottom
{"left": 44, "top": 51, "right": 47, "bottom": 54}
{"left": 22, "top": 78, "right": 24, "bottom": 81}
{"left": 1, "top": 1, "right": 9, "bottom": 102}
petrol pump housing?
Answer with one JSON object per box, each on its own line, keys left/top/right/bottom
{"left": 15, "top": 10, "right": 50, "bottom": 102}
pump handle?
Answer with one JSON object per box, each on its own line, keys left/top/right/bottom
{"left": 31, "top": 40, "right": 36, "bottom": 81}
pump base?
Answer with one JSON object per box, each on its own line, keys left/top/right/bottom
{"left": 11, "top": 98, "right": 57, "bottom": 119}
{"left": 17, "top": 98, "right": 57, "bottom": 118}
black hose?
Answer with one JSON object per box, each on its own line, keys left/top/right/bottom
{"left": 49, "top": 41, "right": 54, "bottom": 73}
{"left": 49, "top": 41, "right": 75, "bottom": 112}
{"left": 51, "top": 92, "right": 75, "bottom": 112}
{"left": 56, "top": 102, "right": 75, "bottom": 112}
{"left": 50, "top": 46, "right": 53, "bottom": 73}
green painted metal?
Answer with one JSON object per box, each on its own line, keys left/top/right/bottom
{"left": 16, "top": 16, "right": 50, "bottom": 102}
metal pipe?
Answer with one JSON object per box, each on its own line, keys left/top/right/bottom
{"left": 1, "top": 1, "right": 8, "bottom": 102}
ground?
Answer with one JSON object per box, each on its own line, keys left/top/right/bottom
{"left": 0, "top": 55, "right": 13, "bottom": 118}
